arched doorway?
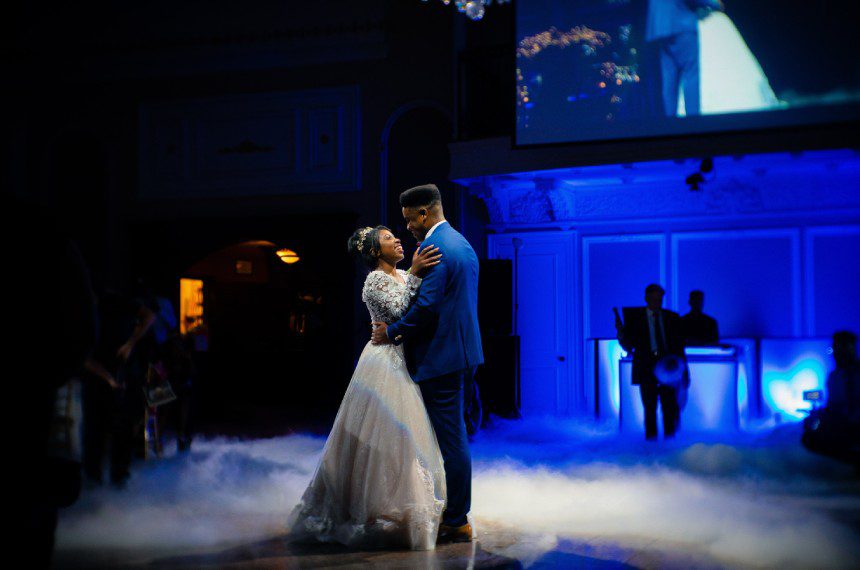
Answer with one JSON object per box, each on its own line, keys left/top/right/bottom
{"left": 180, "top": 238, "right": 335, "bottom": 431}
{"left": 129, "top": 213, "right": 358, "bottom": 434}
{"left": 383, "top": 104, "right": 455, "bottom": 255}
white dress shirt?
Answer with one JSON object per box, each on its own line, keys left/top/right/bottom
{"left": 646, "top": 307, "right": 666, "bottom": 353}
{"left": 424, "top": 220, "right": 448, "bottom": 240}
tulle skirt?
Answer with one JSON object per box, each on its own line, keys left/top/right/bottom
{"left": 680, "top": 12, "right": 783, "bottom": 116}
{"left": 288, "top": 342, "right": 446, "bottom": 550}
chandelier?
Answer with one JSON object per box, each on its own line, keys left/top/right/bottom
{"left": 423, "top": 0, "right": 511, "bottom": 21}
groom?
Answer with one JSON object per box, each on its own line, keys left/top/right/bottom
{"left": 646, "top": 0, "right": 724, "bottom": 117}
{"left": 371, "top": 183, "right": 483, "bottom": 543}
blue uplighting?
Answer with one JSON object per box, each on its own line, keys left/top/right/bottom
{"left": 761, "top": 340, "right": 830, "bottom": 421}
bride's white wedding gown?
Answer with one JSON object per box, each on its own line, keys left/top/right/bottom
{"left": 288, "top": 269, "right": 446, "bottom": 550}
{"left": 680, "top": 11, "right": 783, "bottom": 116}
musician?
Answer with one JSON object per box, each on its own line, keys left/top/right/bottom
{"left": 681, "top": 290, "right": 719, "bottom": 345}
{"left": 615, "top": 284, "right": 688, "bottom": 440}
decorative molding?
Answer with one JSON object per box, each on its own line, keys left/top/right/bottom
{"left": 139, "top": 87, "right": 361, "bottom": 200}
{"left": 217, "top": 140, "right": 275, "bottom": 155}
{"left": 537, "top": 177, "right": 576, "bottom": 220}
{"left": 460, "top": 149, "right": 860, "bottom": 227}
{"left": 702, "top": 178, "right": 765, "bottom": 214}
{"left": 468, "top": 181, "right": 509, "bottom": 225}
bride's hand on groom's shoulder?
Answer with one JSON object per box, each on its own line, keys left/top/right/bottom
{"left": 410, "top": 246, "right": 442, "bottom": 277}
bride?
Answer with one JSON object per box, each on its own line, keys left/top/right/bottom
{"left": 681, "top": 4, "right": 783, "bottom": 116}
{"left": 288, "top": 226, "right": 446, "bottom": 550}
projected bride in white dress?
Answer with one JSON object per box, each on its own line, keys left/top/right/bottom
{"left": 683, "top": 3, "right": 783, "bottom": 116}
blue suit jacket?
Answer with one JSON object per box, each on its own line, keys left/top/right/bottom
{"left": 387, "top": 222, "right": 484, "bottom": 382}
{"left": 646, "top": 0, "right": 721, "bottom": 42}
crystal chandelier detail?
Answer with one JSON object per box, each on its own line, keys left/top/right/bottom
{"left": 422, "top": 0, "right": 511, "bottom": 21}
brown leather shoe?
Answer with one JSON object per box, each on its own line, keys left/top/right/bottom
{"left": 437, "top": 522, "right": 474, "bottom": 544}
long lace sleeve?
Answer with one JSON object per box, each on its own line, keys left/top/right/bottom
{"left": 362, "top": 271, "right": 416, "bottom": 324}
{"left": 403, "top": 270, "right": 422, "bottom": 300}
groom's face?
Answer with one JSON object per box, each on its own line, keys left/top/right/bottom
{"left": 402, "top": 207, "right": 428, "bottom": 241}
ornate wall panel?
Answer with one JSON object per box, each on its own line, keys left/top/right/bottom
{"left": 139, "top": 87, "right": 360, "bottom": 199}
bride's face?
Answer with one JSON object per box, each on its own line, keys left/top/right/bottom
{"left": 376, "top": 229, "right": 404, "bottom": 265}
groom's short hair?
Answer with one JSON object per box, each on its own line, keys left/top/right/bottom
{"left": 400, "top": 184, "right": 441, "bottom": 209}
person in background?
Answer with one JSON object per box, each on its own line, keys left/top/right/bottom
{"left": 826, "top": 332, "right": 860, "bottom": 423}
{"left": 83, "top": 287, "right": 155, "bottom": 486}
{"left": 681, "top": 289, "right": 719, "bottom": 345}
{"left": 803, "top": 331, "right": 860, "bottom": 466}
{"left": 616, "top": 284, "right": 688, "bottom": 440}
{"left": 135, "top": 277, "right": 178, "bottom": 349}
{"left": 134, "top": 278, "right": 195, "bottom": 452}
{"left": 161, "top": 331, "right": 197, "bottom": 452}
{"left": 9, "top": 196, "right": 98, "bottom": 567}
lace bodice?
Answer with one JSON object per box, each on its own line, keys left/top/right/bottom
{"left": 290, "top": 268, "right": 445, "bottom": 549}
{"left": 362, "top": 269, "right": 422, "bottom": 324}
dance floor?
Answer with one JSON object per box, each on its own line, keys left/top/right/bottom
{"left": 55, "top": 418, "right": 860, "bottom": 569}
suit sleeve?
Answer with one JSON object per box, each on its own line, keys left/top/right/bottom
{"left": 386, "top": 257, "right": 448, "bottom": 346}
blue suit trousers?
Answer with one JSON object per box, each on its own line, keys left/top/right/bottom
{"left": 420, "top": 368, "right": 473, "bottom": 527}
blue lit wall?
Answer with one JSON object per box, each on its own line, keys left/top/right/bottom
{"left": 761, "top": 339, "right": 830, "bottom": 421}
{"left": 474, "top": 150, "right": 860, "bottom": 417}
{"left": 807, "top": 228, "right": 860, "bottom": 336}
{"left": 673, "top": 231, "right": 800, "bottom": 337}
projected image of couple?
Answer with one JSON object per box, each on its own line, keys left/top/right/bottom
{"left": 646, "top": 0, "right": 780, "bottom": 117}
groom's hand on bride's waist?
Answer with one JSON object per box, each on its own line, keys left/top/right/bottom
{"left": 371, "top": 321, "right": 392, "bottom": 345}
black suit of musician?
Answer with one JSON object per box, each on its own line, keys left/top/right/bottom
{"left": 616, "top": 284, "right": 687, "bottom": 440}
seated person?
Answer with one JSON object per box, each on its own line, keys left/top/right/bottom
{"left": 802, "top": 331, "right": 860, "bottom": 465}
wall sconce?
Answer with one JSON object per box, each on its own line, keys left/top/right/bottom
{"left": 276, "top": 248, "right": 300, "bottom": 264}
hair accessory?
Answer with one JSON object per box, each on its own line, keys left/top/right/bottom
{"left": 356, "top": 227, "right": 373, "bottom": 253}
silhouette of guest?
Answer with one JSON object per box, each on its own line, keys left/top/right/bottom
{"left": 681, "top": 290, "right": 719, "bottom": 345}
{"left": 9, "top": 197, "right": 98, "bottom": 568}
{"left": 802, "top": 331, "right": 860, "bottom": 466}
{"left": 83, "top": 287, "right": 155, "bottom": 486}
{"left": 826, "top": 332, "right": 860, "bottom": 424}
{"left": 161, "top": 332, "right": 197, "bottom": 453}
{"left": 616, "top": 284, "right": 688, "bottom": 440}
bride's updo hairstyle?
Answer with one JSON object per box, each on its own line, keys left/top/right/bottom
{"left": 348, "top": 225, "right": 390, "bottom": 268}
